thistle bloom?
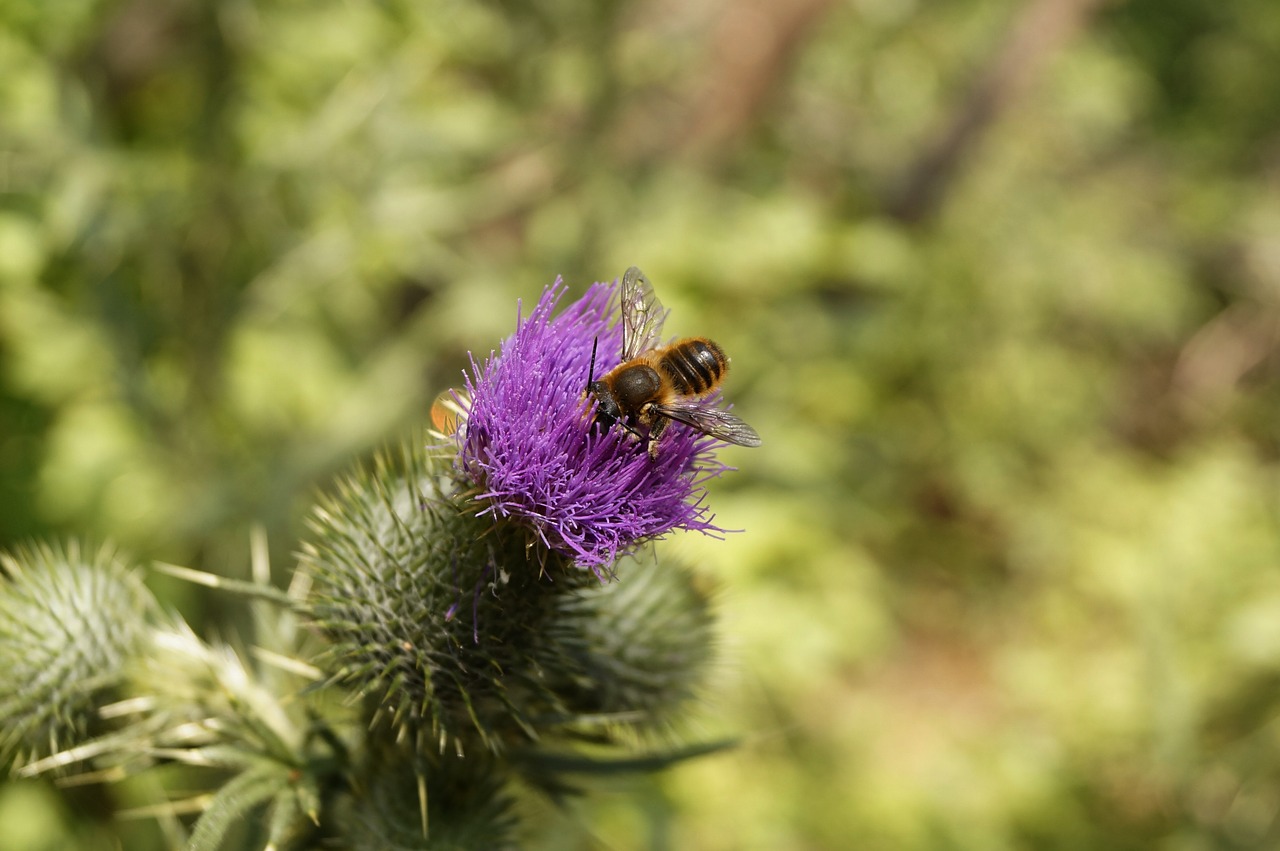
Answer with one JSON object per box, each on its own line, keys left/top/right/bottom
{"left": 455, "top": 278, "right": 731, "bottom": 573}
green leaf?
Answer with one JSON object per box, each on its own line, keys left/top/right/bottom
{"left": 266, "top": 772, "right": 321, "bottom": 849}
{"left": 516, "top": 737, "right": 738, "bottom": 777}
{"left": 188, "top": 765, "right": 290, "bottom": 851}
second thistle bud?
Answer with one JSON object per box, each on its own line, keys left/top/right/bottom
{"left": 543, "top": 555, "right": 716, "bottom": 730}
{"left": 0, "top": 541, "right": 156, "bottom": 767}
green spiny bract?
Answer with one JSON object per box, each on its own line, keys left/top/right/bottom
{"left": 540, "top": 556, "right": 716, "bottom": 733}
{"left": 0, "top": 541, "right": 156, "bottom": 768}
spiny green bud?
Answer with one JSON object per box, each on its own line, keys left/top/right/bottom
{"left": 300, "top": 436, "right": 593, "bottom": 756}
{"left": 542, "top": 555, "right": 716, "bottom": 730}
{"left": 0, "top": 541, "right": 156, "bottom": 767}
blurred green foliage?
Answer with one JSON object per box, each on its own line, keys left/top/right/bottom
{"left": 3, "top": 0, "right": 1280, "bottom": 848}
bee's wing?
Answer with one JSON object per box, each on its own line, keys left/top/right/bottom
{"left": 620, "top": 266, "right": 669, "bottom": 360}
{"left": 653, "top": 401, "right": 762, "bottom": 448}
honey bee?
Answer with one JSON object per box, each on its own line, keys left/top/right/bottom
{"left": 588, "top": 267, "right": 761, "bottom": 458}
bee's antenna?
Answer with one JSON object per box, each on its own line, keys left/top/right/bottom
{"left": 587, "top": 337, "right": 598, "bottom": 390}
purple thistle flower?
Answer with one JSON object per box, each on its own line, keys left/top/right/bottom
{"left": 454, "top": 277, "right": 732, "bottom": 574}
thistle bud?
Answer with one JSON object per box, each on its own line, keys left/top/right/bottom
{"left": 0, "top": 541, "right": 155, "bottom": 767}
{"left": 542, "top": 554, "right": 716, "bottom": 730}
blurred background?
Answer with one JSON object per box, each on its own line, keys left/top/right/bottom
{"left": 3, "top": 0, "right": 1280, "bottom": 847}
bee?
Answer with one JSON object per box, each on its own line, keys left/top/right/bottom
{"left": 587, "top": 266, "right": 761, "bottom": 458}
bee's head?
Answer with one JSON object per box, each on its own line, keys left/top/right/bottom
{"left": 590, "top": 383, "right": 621, "bottom": 427}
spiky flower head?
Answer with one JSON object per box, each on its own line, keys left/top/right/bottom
{"left": 302, "top": 274, "right": 742, "bottom": 762}
{"left": 0, "top": 541, "right": 155, "bottom": 766}
{"left": 302, "top": 439, "right": 721, "bottom": 762}
{"left": 454, "top": 278, "right": 731, "bottom": 573}
{"left": 546, "top": 554, "right": 716, "bottom": 730}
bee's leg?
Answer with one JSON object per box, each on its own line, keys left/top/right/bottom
{"left": 646, "top": 415, "right": 670, "bottom": 459}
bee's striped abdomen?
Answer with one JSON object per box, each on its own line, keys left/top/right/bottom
{"left": 659, "top": 337, "right": 727, "bottom": 396}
